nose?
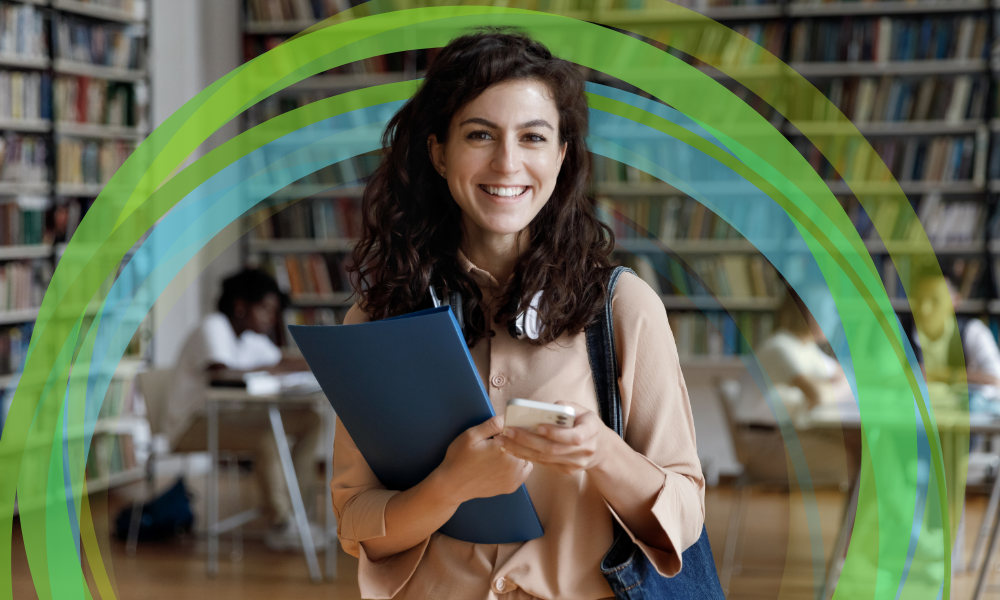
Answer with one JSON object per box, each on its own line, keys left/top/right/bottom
{"left": 491, "top": 135, "right": 522, "bottom": 174}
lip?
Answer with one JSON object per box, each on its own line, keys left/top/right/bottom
{"left": 478, "top": 184, "right": 530, "bottom": 202}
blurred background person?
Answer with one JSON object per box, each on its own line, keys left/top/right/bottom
{"left": 163, "top": 268, "right": 324, "bottom": 552}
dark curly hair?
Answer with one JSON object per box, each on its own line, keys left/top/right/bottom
{"left": 217, "top": 268, "right": 287, "bottom": 319}
{"left": 348, "top": 25, "right": 616, "bottom": 347}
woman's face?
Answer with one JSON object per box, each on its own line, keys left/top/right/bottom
{"left": 428, "top": 78, "right": 568, "bottom": 241}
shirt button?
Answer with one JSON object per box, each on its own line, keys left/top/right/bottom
{"left": 491, "top": 374, "right": 506, "bottom": 388}
{"left": 495, "top": 577, "right": 506, "bottom": 591}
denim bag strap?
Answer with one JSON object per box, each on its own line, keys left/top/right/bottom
{"left": 585, "top": 266, "right": 725, "bottom": 600}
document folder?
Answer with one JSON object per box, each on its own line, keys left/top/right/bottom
{"left": 288, "top": 306, "right": 544, "bottom": 544}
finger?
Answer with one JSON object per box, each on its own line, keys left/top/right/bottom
{"left": 504, "top": 437, "right": 586, "bottom": 470}
{"left": 536, "top": 422, "right": 591, "bottom": 445}
{"left": 466, "top": 414, "right": 504, "bottom": 444}
{"left": 505, "top": 427, "right": 574, "bottom": 457}
{"left": 499, "top": 436, "right": 543, "bottom": 463}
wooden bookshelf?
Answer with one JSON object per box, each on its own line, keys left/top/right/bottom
{"left": 238, "top": 0, "right": 1000, "bottom": 361}
{"left": 0, "top": 0, "right": 154, "bottom": 499}
{"left": 52, "top": 0, "right": 145, "bottom": 23}
{"left": 52, "top": 59, "right": 146, "bottom": 82}
{"left": 787, "top": 0, "right": 989, "bottom": 17}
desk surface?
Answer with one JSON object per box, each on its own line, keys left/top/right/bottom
{"left": 800, "top": 402, "right": 1000, "bottom": 434}
{"left": 204, "top": 387, "right": 327, "bottom": 405}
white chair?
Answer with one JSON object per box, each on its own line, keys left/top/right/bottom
{"left": 130, "top": 370, "right": 250, "bottom": 561}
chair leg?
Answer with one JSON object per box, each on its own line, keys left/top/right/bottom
{"left": 227, "top": 453, "right": 243, "bottom": 562}
{"left": 721, "top": 478, "right": 746, "bottom": 596}
{"left": 732, "top": 484, "right": 753, "bottom": 577}
{"left": 125, "top": 453, "right": 156, "bottom": 555}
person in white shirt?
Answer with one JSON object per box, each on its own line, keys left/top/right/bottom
{"left": 730, "top": 288, "right": 857, "bottom": 488}
{"left": 908, "top": 266, "right": 1000, "bottom": 395}
{"left": 164, "top": 268, "right": 324, "bottom": 552}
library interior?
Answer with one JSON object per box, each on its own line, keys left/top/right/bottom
{"left": 7, "top": 0, "right": 1000, "bottom": 598}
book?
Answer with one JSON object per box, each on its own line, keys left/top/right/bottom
{"left": 288, "top": 306, "right": 544, "bottom": 544}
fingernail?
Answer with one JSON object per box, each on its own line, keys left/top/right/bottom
{"left": 506, "top": 429, "right": 516, "bottom": 439}
{"left": 538, "top": 426, "right": 548, "bottom": 435}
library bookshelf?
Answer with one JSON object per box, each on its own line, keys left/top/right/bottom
{"left": 239, "top": 0, "right": 1000, "bottom": 368}
{"left": 0, "top": 0, "right": 152, "bottom": 511}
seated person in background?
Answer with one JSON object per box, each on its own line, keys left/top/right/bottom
{"left": 163, "top": 268, "right": 324, "bottom": 552}
{"left": 728, "top": 288, "right": 857, "bottom": 488}
{"left": 908, "top": 265, "right": 1000, "bottom": 398}
{"left": 739, "top": 289, "right": 852, "bottom": 426}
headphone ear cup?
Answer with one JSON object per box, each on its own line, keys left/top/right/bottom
{"left": 448, "top": 290, "right": 465, "bottom": 334}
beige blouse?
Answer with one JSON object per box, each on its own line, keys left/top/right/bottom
{"left": 331, "top": 252, "right": 706, "bottom": 599}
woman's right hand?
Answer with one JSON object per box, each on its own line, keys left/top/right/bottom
{"left": 434, "top": 414, "right": 534, "bottom": 505}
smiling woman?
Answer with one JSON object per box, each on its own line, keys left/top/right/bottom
{"left": 332, "top": 26, "right": 708, "bottom": 600}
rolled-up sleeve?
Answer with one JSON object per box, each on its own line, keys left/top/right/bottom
{"left": 330, "top": 303, "right": 431, "bottom": 598}
{"left": 605, "top": 272, "right": 707, "bottom": 577}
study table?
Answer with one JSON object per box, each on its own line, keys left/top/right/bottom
{"left": 203, "top": 384, "right": 336, "bottom": 582}
{"left": 797, "top": 399, "right": 1000, "bottom": 599}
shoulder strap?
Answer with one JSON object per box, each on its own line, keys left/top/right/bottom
{"left": 585, "top": 266, "right": 635, "bottom": 439}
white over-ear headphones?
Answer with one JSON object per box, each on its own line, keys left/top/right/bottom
{"left": 429, "top": 279, "right": 542, "bottom": 341}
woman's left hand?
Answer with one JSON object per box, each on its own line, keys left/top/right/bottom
{"left": 498, "top": 401, "right": 615, "bottom": 475}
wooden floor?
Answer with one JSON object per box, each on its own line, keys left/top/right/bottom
{"left": 9, "top": 481, "right": 1000, "bottom": 599}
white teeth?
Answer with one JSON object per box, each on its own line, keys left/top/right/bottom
{"left": 481, "top": 185, "right": 527, "bottom": 197}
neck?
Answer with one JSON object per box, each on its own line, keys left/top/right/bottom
{"left": 461, "top": 219, "right": 527, "bottom": 285}
{"left": 922, "top": 323, "right": 945, "bottom": 341}
{"left": 227, "top": 314, "right": 247, "bottom": 337}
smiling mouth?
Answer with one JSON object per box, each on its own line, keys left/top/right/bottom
{"left": 479, "top": 184, "right": 529, "bottom": 198}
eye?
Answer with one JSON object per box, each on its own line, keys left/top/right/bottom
{"left": 525, "top": 133, "right": 546, "bottom": 142}
{"left": 468, "top": 130, "right": 492, "bottom": 140}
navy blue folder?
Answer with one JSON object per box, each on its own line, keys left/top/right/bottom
{"left": 287, "top": 306, "right": 543, "bottom": 544}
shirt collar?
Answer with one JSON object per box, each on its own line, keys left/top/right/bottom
{"left": 456, "top": 248, "right": 514, "bottom": 289}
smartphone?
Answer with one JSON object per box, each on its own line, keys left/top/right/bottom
{"left": 503, "top": 398, "right": 576, "bottom": 435}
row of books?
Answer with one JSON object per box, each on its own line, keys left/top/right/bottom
{"left": 0, "top": 71, "right": 50, "bottom": 123}
{"left": 253, "top": 197, "right": 361, "bottom": 241}
{"left": 243, "top": 35, "right": 428, "bottom": 73}
{"left": 54, "top": 17, "right": 145, "bottom": 71}
{"left": 624, "top": 252, "right": 784, "bottom": 299}
{"left": 983, "top": 138, "right": 1000, "bottom": 180}
{"left": 692, "top": 22, "right": 785, "bottom": 68}
{"left": 789, "top": 16, "right": 989, "bottom": 63}
{"left": 264, "top": 253, "right": 353, "bottom": 298}
{"left": 283, "top": 306, "right": 344, "bottom": 327}
{"left": 807, "top": 75, "right": 988, "bottom": 124}
{"left": 0, "top": 134, "right": 47, "bottom": 184}
{"left": 0, "top": 260, "right": 52, "bottom": 312}
{"left": 798, "top": 134, "right": 984, "bottom": 184}
{"left": 78, "top": 0, "right": 140, "bottom": 12}
{"left": 51, "top": 197, "right": 91, "bottom": 245}
{"left": 0, "top": 5, "right": 45, "bottom": 61}
{"left": 841, "top": 193, "right": 984, "bottom": 246}
{"left": 245, "top": 0, "right": 355, "bottom": 22}
{"left": 670, "top": 311, "right": 775, "bottom": 358}
{"left": 54, "top": 76, "right": 136, "bottom": 128}
{"left": 598, "top": 196, "right": 743, "bottom": 242}
{"left": 56, "top": 138, "right": 134, "bottom": 186}
{"left": 0, "top": 323, "right": 31, "bottom": 376}
{"left": 879, "top": 255, "right": 985, "bottom": 301}
{"left": 98, "top": 376, "right": 135, "bottom": 420}
{"left": 606, "top": 0, "right": 774, "bottom": 9}
{"left": 245, "top": 90, "right": 331, "bottom": 129}
{"left": 85, "top": 433, "right": 137, "bottom": 481}
{"left": 0, "top": 202, "right": 46, "bottom": 246}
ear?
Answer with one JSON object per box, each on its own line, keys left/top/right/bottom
{"left": 428, "top": 133, "right": 445, "bottom": 176}
{"left": 557, "top": 140, "right": 567, "bottom": 170}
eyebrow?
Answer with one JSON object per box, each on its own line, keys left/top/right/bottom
{"left": 458, "top": 117, "right": 555, "bottom": 131}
